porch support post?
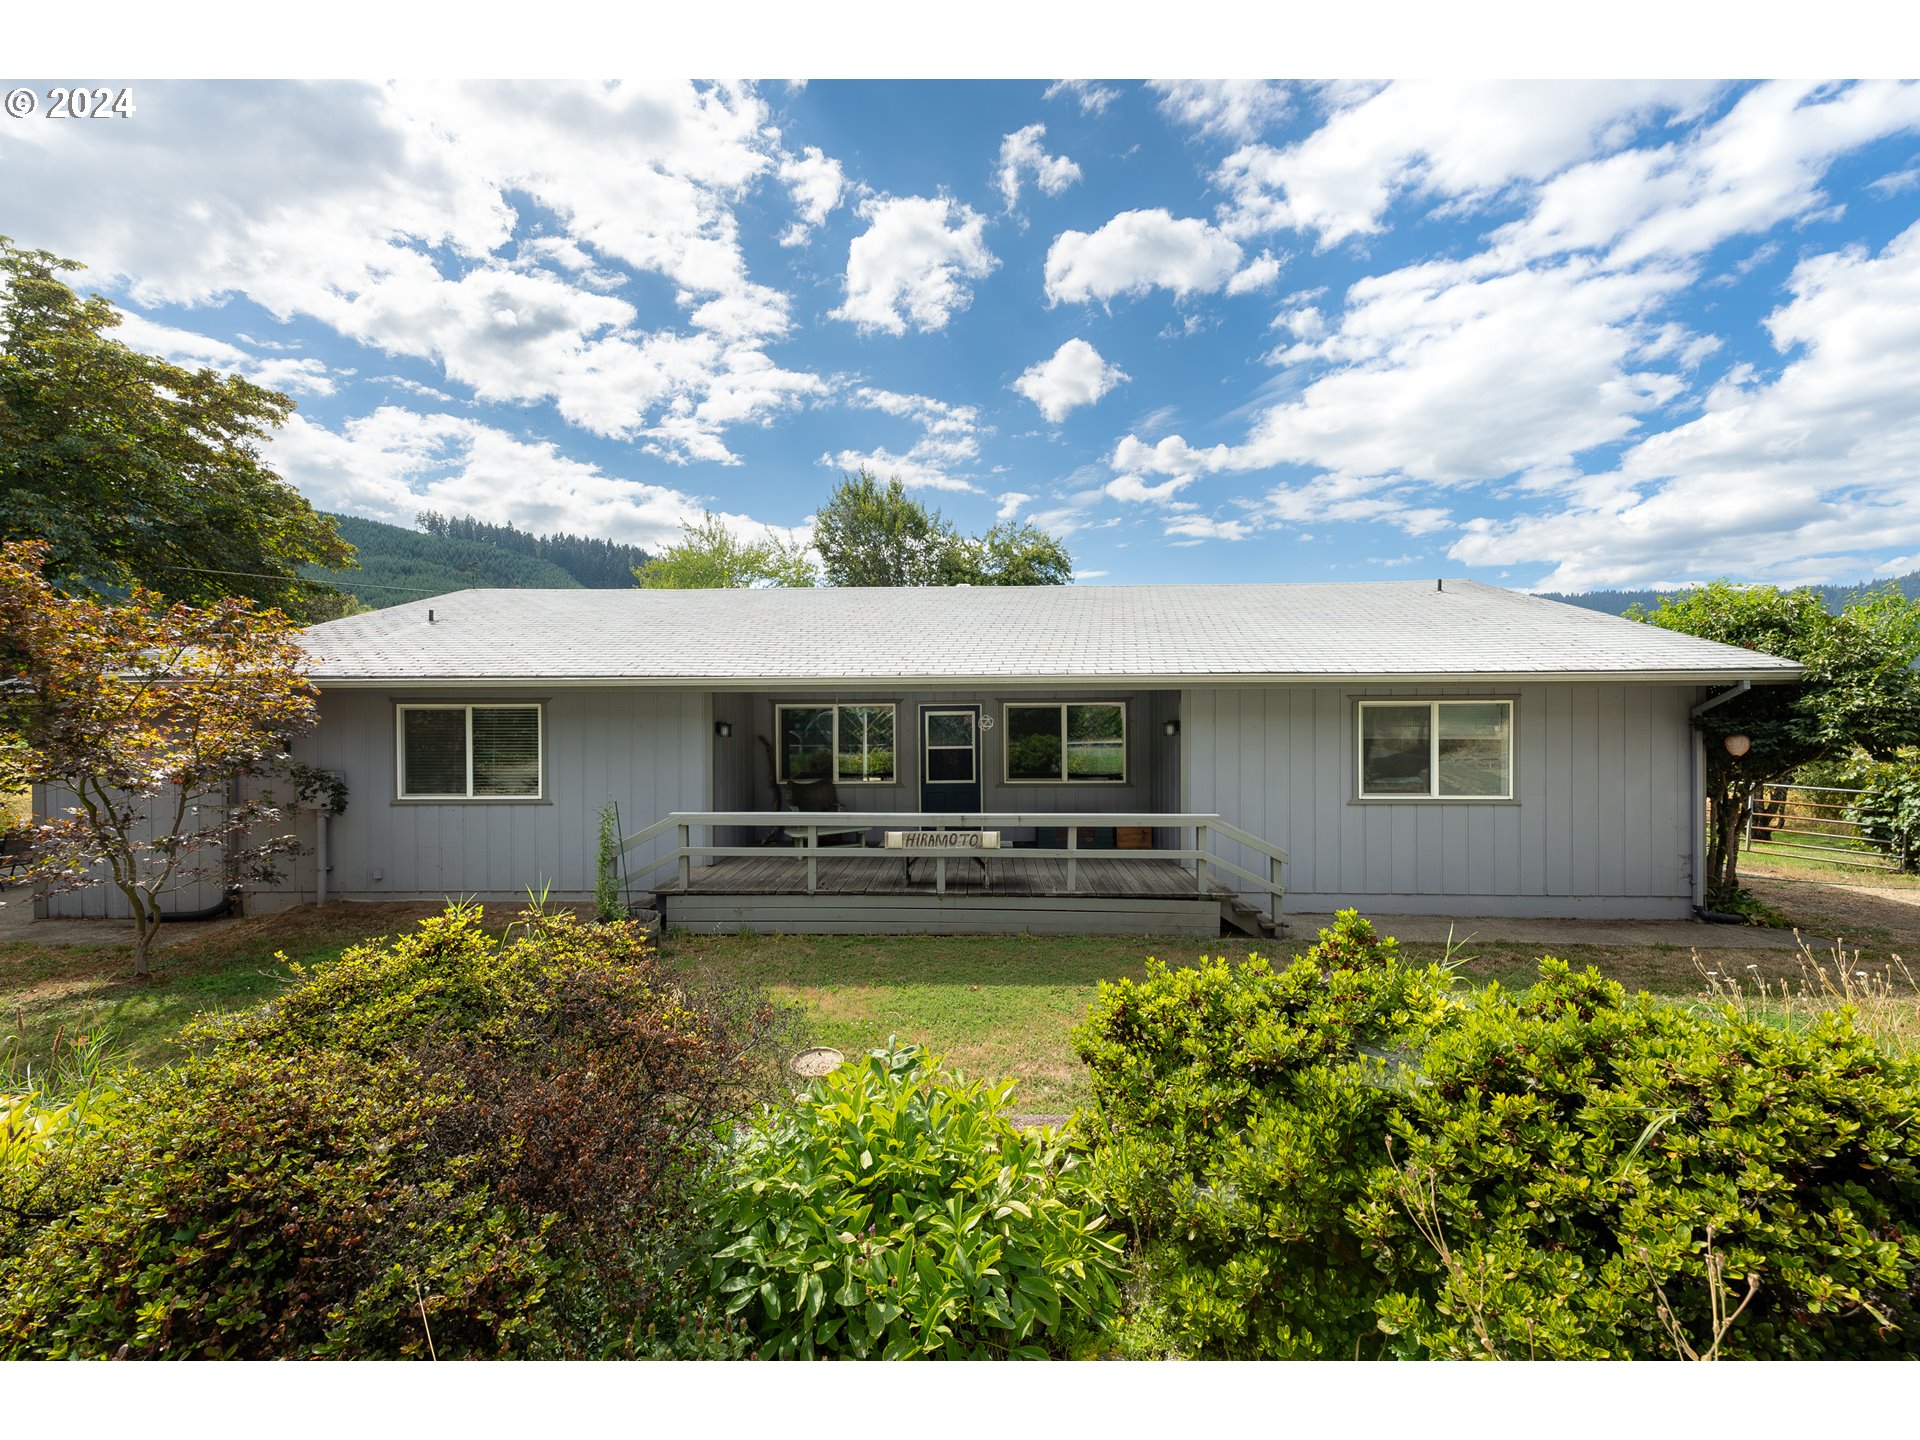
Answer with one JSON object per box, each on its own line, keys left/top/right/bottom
{"left": 807, "top": 825, "right": 818, "bottom": 894}
{"left": 1195, "top": 823, "right": 1209, "bottom": 896}
{"left": 1066, "top": 824, "right": 1078, "bottom": 893}
{"left": 936, "top": 855, "right": 946, "bottom": 894}
{"left": 677, "top": 823, "right": 690, "bottom": 891}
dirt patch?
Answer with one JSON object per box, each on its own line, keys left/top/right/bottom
{"left": 1744, "top": 876, "right": 1920, "bottom": 960}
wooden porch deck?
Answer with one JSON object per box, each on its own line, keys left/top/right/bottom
{"left": 659, "top": 852, "right": 1227, "bottom": 898}
{"left": 651, "top": 853, "right": 1268, "bottom": 937}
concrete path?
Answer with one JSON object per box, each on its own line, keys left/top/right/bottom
{"left": 0, "top": 890, "right": 239, "bottom": 949}
{"left": 1282, "top": 912, "right": 1819, "bottom": 951}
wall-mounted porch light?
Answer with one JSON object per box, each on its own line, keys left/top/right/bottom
{"left": 715, "top": 720, "right": 733, "bottom": 738}
{"left": 1163, "top": 719, "right": 1180, "bottom": 738}
{"left": 1723, "top": 733, "right": 1751, "bottom": 757}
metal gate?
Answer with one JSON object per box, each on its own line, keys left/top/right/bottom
{"left": 1740, "top": 782, "right": 1904, "bottom": 872}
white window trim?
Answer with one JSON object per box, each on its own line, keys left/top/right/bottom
{"left": 922, "top": 707, "right": 978, "bottom": 785}
{"left": 773, "top": 702, "right": 899, "bottom": 784}
{"left": 1001, "top": 701, "right": 1128, "bottom": 785}
{"left": 1355, "top": 698, "right": 1513, "bottom": 801}
{"left": 396, "top": 702, "right": 544, "bottom": 800}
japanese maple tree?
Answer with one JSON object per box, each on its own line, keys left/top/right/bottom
{"left": 0, "top": 540, "right": 328, "bottom": 975}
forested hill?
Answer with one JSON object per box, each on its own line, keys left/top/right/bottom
{"left": 304, "top": 514, "right": 646, "bottom": 609}
{"left": 1542, "top": 569, "right": 1920, "bottom": 617}
{"left": 416, "top": 511, "right": 653, "bottom": 589}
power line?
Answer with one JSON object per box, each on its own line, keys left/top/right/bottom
{"left": 153, "top": 564, "right": 444, "bottom": 596}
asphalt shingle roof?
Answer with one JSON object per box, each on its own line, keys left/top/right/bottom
{"left": 300, "top": 581, "right": 1804, "bottom": 685}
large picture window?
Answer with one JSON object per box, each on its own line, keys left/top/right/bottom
{"left": 775, "top": 703, "right": 896, "bottom": 783}
{"left": 1003, "top": 702, "right": 1127, "bottom": 783}
{"left": 397, "top": 703, "right": 542, "bottom": 799}
{"left": 1357, "top": 699, "right": 1512, "bottom": 800}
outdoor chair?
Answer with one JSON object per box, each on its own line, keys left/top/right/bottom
{"left": 771, "top": 777, "right": 868, "bottom": 847}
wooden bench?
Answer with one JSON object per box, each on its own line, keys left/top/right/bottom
{"left": 883, "top": 829, "right": 1001, "bottom": 888}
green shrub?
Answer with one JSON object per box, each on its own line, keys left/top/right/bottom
{"left": 0, "top": 904, "right": 795, "bottom": 1358}
{"left": 1073, "top": 909, "right": 1920, "bottom": 1360}
{"left": 695, "top": 1045, "right": 1125, "bottom": 1359}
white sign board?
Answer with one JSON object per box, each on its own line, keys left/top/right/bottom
{"left": 883, "top": 830, "right": 1001, "bottom": 851}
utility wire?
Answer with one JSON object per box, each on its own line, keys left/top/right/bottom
{"left": 153, "top": 563, "right": 445, "bottom": 596}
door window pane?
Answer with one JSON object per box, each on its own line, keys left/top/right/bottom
{"left": 1437, "top": 702, "right": 1510, "bottom": 798}
{"left": 1360, "top": 705, "right": 1432, "bottom": 796}
{"left": 1066, "top": 703, "right": 1125, "bottom": 780}
{"left": 1006, "top": 705, "right": 1063, "bottom": 781}
{"left": 926, "top": 746, "right": 974, "bottom": 782}
{"left": 472, "top": 707, "right": 540, "bottom": 796}
{"left": 402, "top": 709, "right": 467, "bottom": 796}
{"left": 926, "top": 711, "right": 975, "bottom": 747}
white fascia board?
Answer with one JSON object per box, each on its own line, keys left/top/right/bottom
{"left": 309, "top": 666, "right": 1805, "bottom": 691}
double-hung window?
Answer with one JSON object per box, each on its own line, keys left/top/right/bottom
{"left": 1003, "top": 702, "right": 1127, "bottom": 783}
{"left": 775, "top": 704, "right": 896, "bottom": 783}
{"left": 397, "top": 703, "right": 543, "bottom": 799}
{"left": 1356, "top": 699, "right": 1512, "bottom": 800}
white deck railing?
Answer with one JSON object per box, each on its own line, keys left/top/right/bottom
{"left": 617, "top": 809, "right": 1288, "bottom": 909}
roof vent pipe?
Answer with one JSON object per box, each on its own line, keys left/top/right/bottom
{"left": 1436, "top": 578, "right": 1443, "bottom": 592}
{"left": 428, "top": 608, "right": 436, "bottom": 624}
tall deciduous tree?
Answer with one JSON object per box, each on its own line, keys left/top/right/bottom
{"left": 0, "top": 239, "right": 353, "bottom": 621}
{"left": 813, "top": 471, "right": 1074, "bottom": 587}
{"left": 1631, "top": 582, "right": 1920, "bottom": 901}
{"left": 632, "top": 512, "right": 817, "bottom": 589}
{"left": 0, "top": 540, "right": 331, "bottom": 976}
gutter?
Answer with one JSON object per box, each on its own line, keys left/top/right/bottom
{"left": 304, "top": 667, "right": 1806, "bottom": 692}
{"left": 1688, "top": 680, "right": 1752, "bottom": 919}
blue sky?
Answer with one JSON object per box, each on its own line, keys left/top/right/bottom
{"left": 6, "top": 76, "right": 1920, "bottom": 590}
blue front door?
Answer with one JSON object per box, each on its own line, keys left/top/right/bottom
{"left": 919, "top": 705, "right": 981, "bottom": 813}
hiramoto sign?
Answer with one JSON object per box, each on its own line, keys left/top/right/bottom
{"left": 882, "top": 830, "right": 1002, "bottom": 851}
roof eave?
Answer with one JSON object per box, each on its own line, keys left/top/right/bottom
{"left": 307, "top": 666, "right": 1805, "bottom": 690}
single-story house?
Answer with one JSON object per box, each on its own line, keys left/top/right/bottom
{"left": 38, "top": 580, "right": 1802, "bottom": 935}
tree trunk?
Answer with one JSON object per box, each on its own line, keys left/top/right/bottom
{"left": 1707, "top": 783, "right": 1754, "bottom": 903}
{"left": 130, "top": 892, "right": 160, "bottom": 979}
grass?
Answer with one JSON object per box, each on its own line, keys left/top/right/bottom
{"left": 664, "top": 927, "right": 1837, "bottom": 1115}
{"left": 1739, "top": 846, "right": 1920, "bottom": 890}
{"left": 1, "top": 790, "right": 27, "bottom": 830}
{"left": 0, "top": 902, "right": 450, "bottom": 1075}
{"left": 7, "top": 892, "right": 1913, "bottom": 1118}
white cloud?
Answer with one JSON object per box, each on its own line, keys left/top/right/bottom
{"left": 1492, "top": 80, "right": 1920, "bottom": 265}
{"left": 1164, "top": 515, "right": 1253, "bottom": 542}
{"left": 1226, "top": 250, "right": 1284, "bottom": 295}
{"left": 1013, "top": 338, "right": 1129, "bottom": 421}
{"left": 1451, "top": 221, "right": 1920, "bottom": 589}
{"left": 0, "top": 80, "right": 825, "bottom": 462}
{"left": 1869, "top": 164, "right": 1920, "bottom": 196}
{"left": 832, "top": 195, "right": 997, "bottom": 334}
{"left": 822, "top": 386, "right": 987, "bottom": 492}
{"left": 272, "top": 406, "right": 789, "bottom": 548}
{"left": 996, "top": 124, "right": 1082, "bottom": 212}
{"left": 1045, "top": 80, "right": 1120, "bottom": 116}
{"left": 777, "top": 144, "right": 846, "bottom": 246}
{"left": 1122, "top": 256, "right": 1696, "bottom": 487}
{"left": 1044, "top": 209, "right": 1243, "bottom": 305}
{"left": 1103, "top": 473, "right": 1194, "bottom": 505}
{"left": 1218, "top": 80, "right": 1719, "bottom": 248}
{"left": 111, "top": 311, "right": 338, "bottom": 396}
{"left": 1148, "top": 81, "right": 1291, "bottom": 142}
{"left": 996, "top": 491, "right": 1034, "bottom": 521}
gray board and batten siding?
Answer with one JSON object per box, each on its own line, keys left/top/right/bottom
{"left": 36, "top": 581, "right": 1798, "bottom": 921}
{"left": 1182, "top": 682, "right": 1700, "bottom": 919}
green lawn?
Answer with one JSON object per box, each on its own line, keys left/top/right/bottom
{"left": 662, "top": 927, "right": 1819, "bottom": 1114}
{"left": 0, "top": 902, "right": 451, "bottom": 1076}
{"left": 4, "top": 897, "right": 1875, "bottom": 1117}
